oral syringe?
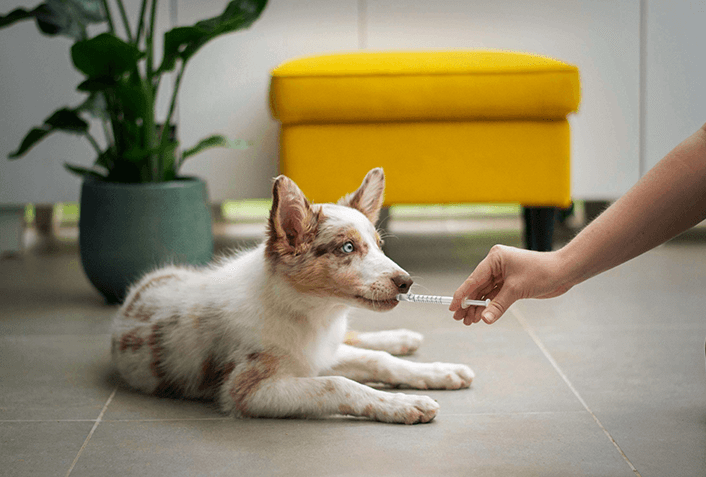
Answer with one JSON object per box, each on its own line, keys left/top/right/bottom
{"left": 396, "top": 293, "right": 490, "bottom": 309}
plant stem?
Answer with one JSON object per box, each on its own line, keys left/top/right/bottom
{"left": 115, "top": 0, "right": 134, "bottom": 43}
{"left": 101, "top": 0, "right": 115, "bottom": 34}
{"left": 142, "top": 80, "right": 158, "bottom": 182}
{"left": 135, "top": 0, "right": 149, "bottom": 46}
{"left": 146, "top": 0, "right": 158, "bottom": 84}
{"left": 84, "top": 131, "right": 102, "bottom": 155}
{"left": 158, "top": 63, "right": 185, "bottom": 176}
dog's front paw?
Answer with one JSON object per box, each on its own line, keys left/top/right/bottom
{"left": 350, "top": 329, "right": 423, "bottom": 355}
{"left": 375, "top": 393, "right": 439, "bottom": 424}
{"left": 382, "top": 329, "right": 424, "bottom": 355}
{"left": 404, "top": 362, "right": 475, "bottom": 390}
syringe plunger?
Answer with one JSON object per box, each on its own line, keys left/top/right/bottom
{"left": 396, "top": 293, "right": 490, "bottom": 308}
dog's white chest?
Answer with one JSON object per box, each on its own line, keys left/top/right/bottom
{"left": 303, "top": 314, "right": 348, "bottom": 373}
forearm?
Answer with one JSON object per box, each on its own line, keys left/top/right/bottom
{"left": 558, "top": 124, "right": 706, "bottom": 287}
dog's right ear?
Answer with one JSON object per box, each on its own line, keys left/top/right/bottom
{"left": 338, "top": 167, "right": 385, "bottom": 224}
{"left": 267, "top": 175, "right": 318, "bottom": 256}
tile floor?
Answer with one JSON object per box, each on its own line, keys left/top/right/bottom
{"left": 1, "top": 218, "right": 705, "bottom": 477}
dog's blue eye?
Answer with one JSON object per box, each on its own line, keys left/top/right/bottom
{"left": 341, "top": 242, "right": 354, "bottom": 254}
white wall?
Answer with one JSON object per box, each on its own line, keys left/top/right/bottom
{"left": 177, "top": 0, "right": 360, "bottom": 201}
{"left": 0, "top": 0, "right": 700, "bottom": 205}
{"left": 643, "top": 0, "right": 706, "bottom": 172}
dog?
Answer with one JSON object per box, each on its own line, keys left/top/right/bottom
{"left": 111, "top": 168, "right": 474, "bottom": 424}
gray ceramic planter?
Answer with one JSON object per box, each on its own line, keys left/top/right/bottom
{"left": 79, "top": 177, "right": 213, "bottom": 303}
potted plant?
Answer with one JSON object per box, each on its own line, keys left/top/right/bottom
{"left": 1, "top": 0, "right": 268, "bottom": 303}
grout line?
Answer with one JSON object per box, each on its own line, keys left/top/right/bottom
{"left": 65, "top": 386, "right": 117, "bottom": 477}
{"left": 101, "top": 417, "right": 229, "bottom": 422}
{"left": 0, "top": 417, "right": 230, "bottom": 423}
{"left": 511, "top": 306, "right": 643, "bottom": 477}
{"left": 441, "top": 410, "right": 588, "bottom": 418}
{"left": 0, "top": 419, "right": 98, "bottom": 423}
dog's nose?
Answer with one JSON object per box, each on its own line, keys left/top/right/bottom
{"left": 392, "top": 274, "right": 413, "bottom": 294}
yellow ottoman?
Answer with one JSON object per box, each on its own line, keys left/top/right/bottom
{"left": 269, "top": 51, "right": 580, "bottom": 250}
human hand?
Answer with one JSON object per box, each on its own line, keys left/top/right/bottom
{"left": 449, "top": 245, "right": 573, "bottom": 326}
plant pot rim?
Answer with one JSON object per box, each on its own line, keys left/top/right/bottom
{"left": 83, "top": 176, "right": 206, "bottom": 190}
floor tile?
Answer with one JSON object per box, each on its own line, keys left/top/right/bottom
{"left": 0, "top": 335, "right": 114, "bottom": 421}
{"left": 0, "top": 421, "right": 94, "bottom": 477}
{"left": 2, "top": 223, "right": 706, "bottom": 476}
{"left": 71, "top": 413, "right": 635, "bottom": 477}
{"left": 596, "top": 408, "right": 706, "bottom": 477}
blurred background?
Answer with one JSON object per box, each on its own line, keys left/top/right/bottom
{"left": 1, "top": 0, "right": 705, "bottom": 249}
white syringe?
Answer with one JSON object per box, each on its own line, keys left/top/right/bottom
{"left": 396, "top": 293, "right": 490, "bottom": 309}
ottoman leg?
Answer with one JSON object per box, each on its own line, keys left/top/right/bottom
{"left": 523, "top": 206, "right": 556, "bottom": 251}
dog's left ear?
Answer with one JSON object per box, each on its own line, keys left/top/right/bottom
{"left": 338, "top": 168, "right": 385, "bottom": 224}
{"left": 267, "top": 175, "right": 318, "bottom": 254}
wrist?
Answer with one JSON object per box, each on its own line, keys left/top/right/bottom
{"left": 552, "top": 243, "right": 587, "bottom": 290}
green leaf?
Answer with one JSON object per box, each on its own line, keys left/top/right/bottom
{"left": 0, "top": 6, "right": 40, "bottom": 29}
{"left": 8, "top": 107, "right": 88, "bottom": 158}
{"left": 158, "top": 0, "right": 267, "bottom": 73}
{"left": 160, "top": 141, "right": 179, "bottom": 181}
{"left": 182, "top": 134, "right": 249, "bottom": 160}
{"left": 8, "top": 127, "right": 51, "bottom": 158}
{"left": 77, "top": 76, "right": 118, "bottom": 92}
{"left": 64, "top": 163, "right": 107, "bottom": 179}
{"left": 77, "top": 92, "right": 109, "bottom": 120}
{"left": 159, "top": 26, "right": 207, "bottom": 73}
{"left": 45, "top": 108, "right": 89, "bottom": 133}
{"left": 94, "top": 149, "right": 114, "bottom": 170}
{"left": 1, "top": 1, "right": 105, "bottom": 40}
{"left": 71, "top": 33, "right": 143, "bottom": 78}
{"left": 113, "top": 80, "right": 149, "bottom": 120}
{"left": 194, "top": 0, "right": 267, "bottom": 36}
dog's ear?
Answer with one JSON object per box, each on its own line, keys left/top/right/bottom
{"left": 338, "top": 168, "right": 385, "bottom": 224}
{"left": 267, "top": 175, "right": 318, "bottom": 254}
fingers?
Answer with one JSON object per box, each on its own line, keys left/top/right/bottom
{"left": 481, "top": 284, "right": 516, "bottom": 324}
{"left": 449, "top": 256, "right": 495, "bottom": 312}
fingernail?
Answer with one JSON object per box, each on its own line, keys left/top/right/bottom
{"left": 483, "top": 312, "right": 495, "bottom": 323}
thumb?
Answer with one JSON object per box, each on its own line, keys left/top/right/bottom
{"left": 482, "top": 285, "right": 517, "bottom": 324}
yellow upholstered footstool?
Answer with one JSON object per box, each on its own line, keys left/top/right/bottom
{"left": 269, "top": 51, "right": 580, "bottom": 250}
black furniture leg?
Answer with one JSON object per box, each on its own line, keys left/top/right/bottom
{"left": 523, "top": 206, "right": 556, "bottom": 251}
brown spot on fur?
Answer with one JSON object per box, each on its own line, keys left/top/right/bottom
{"left": 123, "top": 274, "right": 177, "bottom": 315}
{"left": 362, "top": 404, "right": 375, "bottom": 418}
{"left": 148, "top": 323, "right": 166, "bottom": 379}
{"left": 265, "top": 177, "right": 321, "bottom": 265}
{"left": 190, "top": 313, "right": 200, "bottom": 329}
{"left": 338, "top": 404, "right": 354, "bottom": 415}
{"left": 119, "top": 330, "right": 144, "bottom": 352}
{"left": 198, "top": 356, "right": 236, "bottom": 392}
{"left": 343, "top": 331, "right": 361, "bottom": 346}
{"left": 132, "top": 304, "right": 156, "bottom": 322}
{"left": 230, "top": 352, "right": 279, "bottom": 416}
{"left": 313, "top": 227, "right": 368, "bottom": 259}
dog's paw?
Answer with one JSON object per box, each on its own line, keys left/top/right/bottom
{"left": 402, "top": 362, "right": 475, "bottom": 390}
{"left": 351, "top": 329, "right": 423, "bottom": 355}
{"left": 372, "top": 393, "right": 439, "bottom": 424}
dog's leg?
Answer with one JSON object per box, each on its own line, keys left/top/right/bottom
{"left": 325, "top": 344, "right": 474, "bottom": 390}
{"left": 218, "top": 352, "right": 438, "bottom": 424}
{"left": 344, "top": 329, "right": 423, "bottom": 355}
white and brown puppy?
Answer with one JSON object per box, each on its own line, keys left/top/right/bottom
{"left": 111, "top": 168, "right": 474, "bottom": 424}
